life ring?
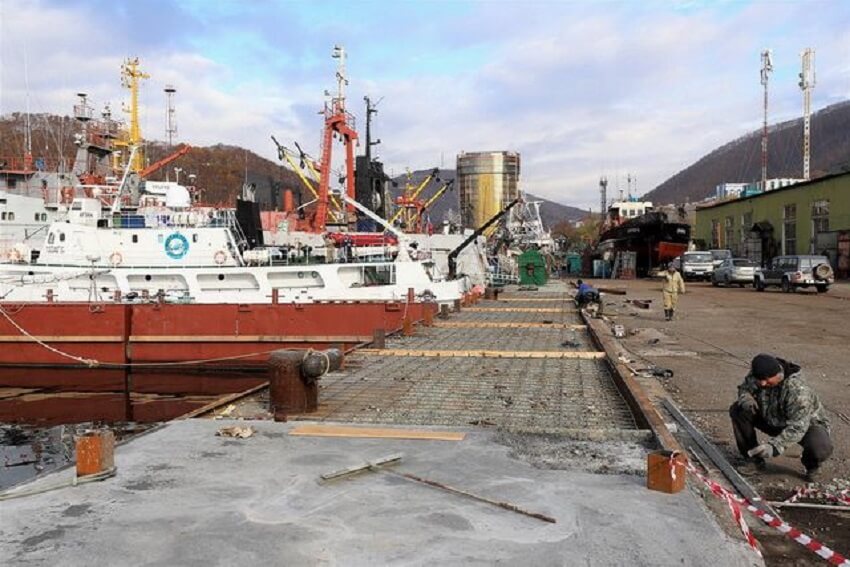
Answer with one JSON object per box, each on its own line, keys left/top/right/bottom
{"left": 109, "top": 251, "right": 123, "bottom": 266}
{"left": 213, "top": 250, "right": 227, "bottom": 265}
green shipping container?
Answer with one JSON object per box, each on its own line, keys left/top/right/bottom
{"left": 518, "top": 249, "right": 548, "bottom": 286}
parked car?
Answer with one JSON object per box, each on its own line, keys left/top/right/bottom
{"left": 753, "top": 255, "right": 835, "bottom": 293}
{"left": 709, "top": 249, "right": 732, "bottom": 268}
{"left": 680, "top": 251, "right": 715, "bottom": 281}
{"left": 711, "top": 258, "right": 758, "bottom": 287}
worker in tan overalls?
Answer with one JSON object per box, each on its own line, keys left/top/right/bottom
{"left": 662, "top": 264, "right": 686, "bottom": 321}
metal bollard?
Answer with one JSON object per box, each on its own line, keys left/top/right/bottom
{"left": 268, "top": 349, "right": 343, "bottom": 420}
{"left": 76, "top": 429, "right": 115, "bottom": 477}
{"left": 423, "top": 306, "right": 434, "bottom": 327}
{"left": 403, "top": 316, "right": 414, "bottom": 336}
{"left": 439, "top": 304, "right": 450, "bottom": 319}
{"left": 372, "top": 328, "right": 386, "bottom": 349}
{"left": 453, "top": 299, "right": 462, "bottom": 313}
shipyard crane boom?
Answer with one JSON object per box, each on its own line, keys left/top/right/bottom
{"left": 139, "top": 144, "right": 191, "bottom": 179}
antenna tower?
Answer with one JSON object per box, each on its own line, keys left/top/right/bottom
{"left": 599, "top": 176, "right": 608, "bottom": 219}
{"left": 799, "top": 48, "right": 815, "bottom": 181}
{"left": 760, "top": 49, "right": 773, "bottom": 190}
{"left": 164, "top": 85, "right": 177, "bottom": 149}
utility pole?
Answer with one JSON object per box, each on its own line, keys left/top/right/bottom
{"left": 599, "top": 176, "right": 608, "bottom": 223}
{"left": 799, "top": 48, "right": 815, "bottom": 181}
{"left": 760, "top": 49, "right": 773, "bottom": 191}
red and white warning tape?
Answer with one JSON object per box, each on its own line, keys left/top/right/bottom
{"left": 786, "top": 485, "right": 850, "bottom": 506}
{"left": 683, "top": 460, "right": 850, "bottom": 566}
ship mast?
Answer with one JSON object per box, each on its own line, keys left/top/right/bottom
{"left": 316, "top": 45, "right": 359, "bottom": 231}
{"left": 121, "top": 57, "right": 150, "bottom": 173}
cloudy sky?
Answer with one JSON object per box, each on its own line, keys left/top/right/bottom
{"left": 1, "top": 0, "right": 848, "bottom": 209}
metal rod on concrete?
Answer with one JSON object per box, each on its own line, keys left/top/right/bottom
{"left": 767, "top": 501, "right": 850, "bottom": 512}
{"left": 662, "top": 398, "right": 781, "bottom": 519}
{"left": 385, "top": 469, "right": 557, "bottom": 524}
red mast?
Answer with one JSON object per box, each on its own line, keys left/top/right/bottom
{"left": 315, "top": 45, "right": 358, "bottom": 232}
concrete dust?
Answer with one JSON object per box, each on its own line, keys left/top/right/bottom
{"left": 496, "top": 431, "right": 649, "bottom": 475}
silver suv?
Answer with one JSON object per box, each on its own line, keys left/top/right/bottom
{"left": 754, "top": 255, "right": 835, "bottom": 293}
{"left": 681, "top": 251, "right": 715, "bottom": 281}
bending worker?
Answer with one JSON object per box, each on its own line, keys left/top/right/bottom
{"left": 661, "top": 264, "right": 685, "bottom": 321}
{"left": 575, "top": 279, "right": 600, "bottom": 308}
{"left": 730, "top": 354, "right": 832, "bottom": 481}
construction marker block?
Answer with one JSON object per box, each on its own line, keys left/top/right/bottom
{"left": 76, "top": 430, "right": 115, "bottom": 477}
{"left": 646, "top": 450, "right": 686, "bottom": 494}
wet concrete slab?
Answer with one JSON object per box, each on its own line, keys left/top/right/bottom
{"left": 0, "top": 419, "right": 758, "bottom": 566}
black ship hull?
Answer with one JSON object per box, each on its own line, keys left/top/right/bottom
{"left": 597, "top": 212, "right": 690, "bottom": 277}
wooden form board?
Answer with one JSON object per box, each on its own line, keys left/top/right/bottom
{"left": 465, "top": 307, "right": 568, "bottom": 313}
{"left": 495, "top": 298, "right": 567, "bottom": 303}
{"left": 433, "top": 321, "right": 586, "bottom": 330}
{"left": 358, "top": 348, "right": 605, "bottom": 359}
{"left": 289, "top": 424, "right": 466, "bottom": 441}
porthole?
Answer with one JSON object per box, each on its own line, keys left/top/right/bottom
{"left": 145, "top": 275, "right": 152, "bottom": 281}
{"left": 218, "top": 274, "right": 225, "bottom": 281}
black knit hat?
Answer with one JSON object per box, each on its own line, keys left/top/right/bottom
{"left": 751, "top": 354, "right": 782, "bottom": 380}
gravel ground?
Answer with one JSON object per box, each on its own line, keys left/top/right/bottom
{"left": 588, "top": 277, "right": 850, "bottom": 565}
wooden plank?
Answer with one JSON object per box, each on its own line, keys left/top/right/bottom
{"left": 129, "top": 335, "right": 371, "bottom": 343}
{"left": 290, "top": 424, "right": 466, "bottom": 441}
{"left": 179, "top": 382, "right": 269, "bottom": 420}
{"left": 662, "top": 398, "right": 781, "bottom": 518}
{"left": 495, "top": 298, "right": 566, "bottom": 303}
{"left": 0, "top": 335, "right": 124, "bottom": 342}
{"left": 465, "top": 307, "right": 568, "bottom": 313}
{"left": 357, "top": 349, "right": 605, "bottom": 359}
{"left": 433, "top": 321, "right": 586, "bottom": 330}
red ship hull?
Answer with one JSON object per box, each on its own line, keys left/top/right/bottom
{"left": 0, "top": 300, "right": 432, "bottom": 368}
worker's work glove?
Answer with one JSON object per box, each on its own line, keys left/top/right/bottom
{"left": 738, "top": 395, "right": 758, "bottom": 415}
{"left": 747, "top": 444, "right": 776, "bottom": 460}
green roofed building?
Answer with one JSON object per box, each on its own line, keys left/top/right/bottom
{"left": 694, "top": 171, "right": 850, "bottom": 276}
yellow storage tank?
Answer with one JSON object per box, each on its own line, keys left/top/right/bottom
{"left": 456, "top": 151, "right": 520, "bottom": 230}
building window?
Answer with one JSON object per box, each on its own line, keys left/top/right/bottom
{"left": 711, "top": 219, "right": 721, "bottom": 249}
{"left": 783, "top": 204, "right": 796, "bottom": 255}
{"left": 812, "top": 200, "right": 829, "bottom": 242}
{"left": 724, "top": 216, "right": 734, "bottom": 251}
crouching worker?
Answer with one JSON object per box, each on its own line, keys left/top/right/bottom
{"left": 730, "top": 353, "right": 833, "bottom": 481}
{"left": 575, "top": 279, "right": 600, "bottom": 307}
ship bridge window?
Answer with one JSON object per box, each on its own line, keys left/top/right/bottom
{"left": 132, "top": 235, "right": 138, "bottom": 243}
{"left": 192, "top": 233, "right": 199, "bottom": 243}
{"left": 59, "top": 232, "right": 65, "bottom": 242}
{"left": 1, "top": 213, "right": 5, "bottom": 220}
{"left": 8, "top": 212, "right": 14, "bottom": 221}
{"left": 364, "top": 265, "right": 395, "bottom": 286}
{"left": 48, "top": 232, "right": 55, "bottom": 244}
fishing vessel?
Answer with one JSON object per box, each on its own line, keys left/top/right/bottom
{"left": 596, "top": 199, "right": 690, "bottom": 277}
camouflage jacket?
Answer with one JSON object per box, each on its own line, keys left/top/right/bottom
{"left": 737, "top": 359, "right": 830, "bottom": 454}
{"left": 661, "top": 271, "right": 685, "bottom": 294}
